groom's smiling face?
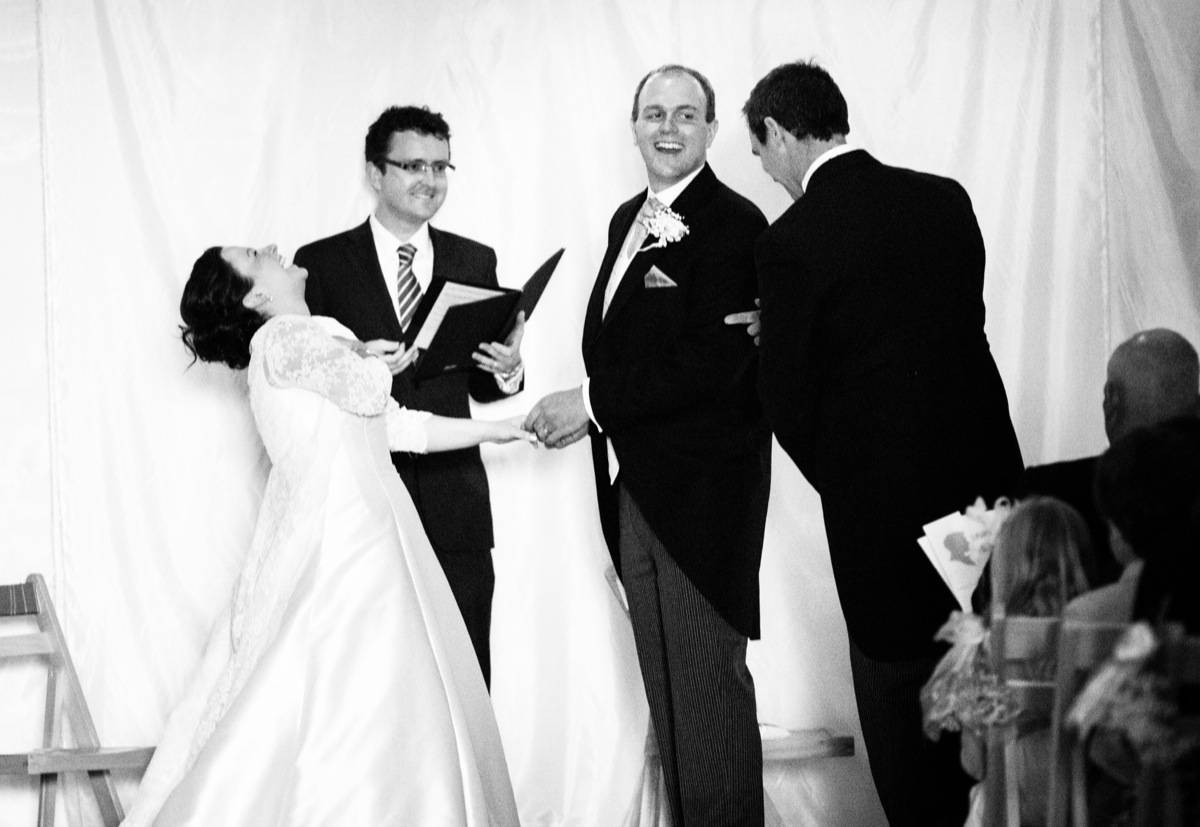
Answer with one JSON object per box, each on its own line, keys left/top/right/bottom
{"left": 632, "top": 70, "right": 718, "bottom": 192}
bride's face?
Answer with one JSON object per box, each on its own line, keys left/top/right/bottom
{"left": 223, "top": 245, "right": 307, "bottom": 312}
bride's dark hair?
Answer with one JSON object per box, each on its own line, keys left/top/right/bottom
{"left": 180, "top": 246, "right": 268, "bottom": 370}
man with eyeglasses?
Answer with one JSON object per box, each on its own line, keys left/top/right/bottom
{"left": 295, "top": 105, "right": 524, "bottom": 688}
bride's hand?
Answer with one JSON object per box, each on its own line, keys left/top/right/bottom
{"left": 491, "top": 416, "right": 539, "bottom": 445}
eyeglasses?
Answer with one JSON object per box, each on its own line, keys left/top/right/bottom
{"left": 381, "top": 159, "right": 456, "bottom": 175}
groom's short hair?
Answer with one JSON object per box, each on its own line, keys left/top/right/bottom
{"left": 743, "top": 60, "right": 850, "bottom": 144}
{"left": 630, "top": 64, "right": 717, "bottom": 123}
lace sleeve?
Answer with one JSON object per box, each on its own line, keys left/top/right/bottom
{"left": 385, "top": 399, "right": 432, "bottom": 453}
{"left": 258, "top": 317, "right": 391, "bottom": 416}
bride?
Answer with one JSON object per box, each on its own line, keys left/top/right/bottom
{"left": 122, "top": 245, "right": 526, "bottom": 826}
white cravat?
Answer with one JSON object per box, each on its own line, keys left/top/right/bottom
{"left": 602, "top": 197, "right": 656, "bottom": 316}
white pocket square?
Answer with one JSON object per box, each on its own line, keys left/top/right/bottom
{"left": 644, "top": 266, "right": 677, "bottom": 288}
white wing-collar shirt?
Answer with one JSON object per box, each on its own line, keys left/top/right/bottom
{"left": 369, "top": 214, "right": 433, "bottom": 323}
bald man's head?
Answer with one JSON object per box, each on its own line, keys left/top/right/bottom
{"left": 1103, "top": 328, "right": 1200, "bottom": 443}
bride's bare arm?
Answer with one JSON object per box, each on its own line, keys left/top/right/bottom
{"left": 387, "top": 403, "right": 534, "bottom": 454}
{"left": 423, "top": 415, "right": 535, "bottom": 453}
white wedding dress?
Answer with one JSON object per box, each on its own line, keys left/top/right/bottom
{"left": 122, "top": 314, "right": 519, "bottom": 826}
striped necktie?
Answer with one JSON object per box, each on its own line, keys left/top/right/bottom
{"left": 395, "top": 244, "right": 421, "bottom": 331}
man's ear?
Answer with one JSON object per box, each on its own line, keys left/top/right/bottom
{"left": 366, "top": 160, "right": 383, "bottom": 193}
{"left": 762, "top": 117, "right": 786, "bottom": 148}
{"left": 1103, "top": 380, "right": 1124, "bottom": 442}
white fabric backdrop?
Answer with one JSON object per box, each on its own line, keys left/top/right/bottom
{"left": 3, "top": 1, "right": 1198, "bottom": 825}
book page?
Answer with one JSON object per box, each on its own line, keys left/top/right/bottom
{"left": 412, "top": 282, "right": 506, "bottom": 350}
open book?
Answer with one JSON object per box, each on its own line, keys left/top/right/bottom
{"left": 404, "top": 248, "right": 564, "bottom": 382}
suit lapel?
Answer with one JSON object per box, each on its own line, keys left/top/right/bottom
{"left": 600, "top": 236, "right": 662, "bottom": 329}
{"left": 345, "top": 219, "right": 404, "bottom": 340}
{"left": 428, "top": 225, "right": 453, "bottom": 282}
{"left": 590, "top": 165, "right": 718, "bottom": 340}
{"left": 584, "top": 196, "right": 641, "bottom": 353}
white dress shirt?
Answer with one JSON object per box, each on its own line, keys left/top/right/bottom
{"left": 583, "top": 164, "right": 704, "bottom": 482}
{"left": 369, "top": 214, "right": 433, "bottom": 323}
{"left": 368, "top": 214, "right": 522, "bottom": 393}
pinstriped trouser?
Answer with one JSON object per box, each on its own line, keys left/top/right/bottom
{"left": 619, "top": 486, "right": 764, "bottom": 827}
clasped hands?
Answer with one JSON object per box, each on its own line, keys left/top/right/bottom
{"left": 523, "top": 387, "right": 590, "bottom": 449}
{"left": 519, "top": 301, "right": 761, "bottom": 450}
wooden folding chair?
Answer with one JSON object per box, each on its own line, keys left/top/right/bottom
{"left": 982, "top": 615, "right": 1061, "bottom": 827}
{"left": 0, "top": 574, "right": 154, "bottom": 827}
{"left": 1045, "top": 620, "right": 1129, "bottom": 827}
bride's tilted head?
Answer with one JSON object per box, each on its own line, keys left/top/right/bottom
{"left": 180, "top": 244, "right": 308, "bottom": 369}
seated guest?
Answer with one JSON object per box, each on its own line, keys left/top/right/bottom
{"left": 1113, "top": 418, "right": 1200, "bottom": 628}
{"left": 972, "top": 497, "right": 1093, "bottom": 623}
{"left": 1079, "top": 419, "right": 1200, "bottom": 826}
{"left": 1065, "top": 417, "right": 1200, "bottom": 624}
{"left": 926, "top": 497, "right": 1092, "bottom": 827}
{"left": 1017, "top": 329, "right": 1200, "bottom": 586}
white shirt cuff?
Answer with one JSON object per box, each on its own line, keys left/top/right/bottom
{"left": 581, "top": 377, "right": 602, "bottom": 432}
{"left": 494, "top": 362, "right": 525, "bottom": 395}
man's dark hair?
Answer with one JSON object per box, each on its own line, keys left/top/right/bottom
{"left": 364, "top": 106, "right": 452, "bottom": 171}
{"left": 1095, "top": 417, "right": 1200, "bottom": 565}
{"left": 742, "top": 60, "right": 850, "bottom": 144}
{"left": 630, "top": 64, "right": 716, "bottom": 123}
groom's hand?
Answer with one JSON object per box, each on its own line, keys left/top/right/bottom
{"left": 525, "top": 387, "right": 589, "bottom": 449}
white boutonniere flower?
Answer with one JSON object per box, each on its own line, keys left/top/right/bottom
{"left": 638, "top": 203, "right": 689, "bottom": 252}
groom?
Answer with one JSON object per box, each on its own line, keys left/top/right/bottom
{"left": 526, "top": 65, "right": 771, "bottom": 826}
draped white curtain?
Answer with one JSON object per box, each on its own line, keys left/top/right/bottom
{"left": 2, "top": 1, "right": 1197, "bottom": 825}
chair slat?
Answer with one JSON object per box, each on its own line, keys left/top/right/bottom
{"left": 986, "top": 615, "right": 1063, "bottom": 827}
{"left": 1, "top": 747, "right": 156, "bottom": 775}
{"left": 0, "top": 581, "right": 38, "bottom": 617}
{"left": 1045, "top": 621, "right": 1130, "bottom": 827}
{"left": 31, "top": 747, "right": 156, "bottom": 774}
{"left": 0, "top": 632, "right": 54, "bottom": 658}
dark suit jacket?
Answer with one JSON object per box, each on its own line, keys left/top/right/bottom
{"left": 756, "top": 150, "right": 1023, "bottom": 659}
{"left": 295, "top": 220, "right": 516, "bottom": 553}
{"left": 1016, "top": 455, "right": 1118, "bottom": 586}
{"left": 584, "top": 164, "right": 772, "bottom": 639}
